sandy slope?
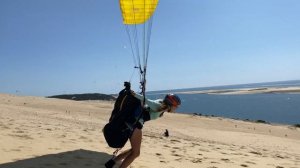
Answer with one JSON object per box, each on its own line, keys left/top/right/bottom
{"left": 0, "top": 93, "right": 299, "bottom": 168}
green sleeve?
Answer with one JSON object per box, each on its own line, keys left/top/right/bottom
{"left": 134, "top": 93, "right": 161, "bottom": 111}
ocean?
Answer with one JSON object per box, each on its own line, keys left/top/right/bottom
{"left": 147, "top": 80, "right": 300, "bottom": 125}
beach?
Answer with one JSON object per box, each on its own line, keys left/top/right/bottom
{"left": 0, "top": 93, "right": 300, "bottom": 168}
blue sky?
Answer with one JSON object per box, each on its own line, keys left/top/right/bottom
{"left": 1, "top": 0, "right": 300, "bottom": 96}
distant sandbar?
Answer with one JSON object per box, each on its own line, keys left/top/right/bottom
{"left": 174, "top": 86, "right": 300, "bottom": 95}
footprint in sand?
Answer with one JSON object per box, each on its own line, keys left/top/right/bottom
{"left": 249, "top": 151, "right": 262, "bottom": 156}
{"left": 220, "top": 158, "right": 230, "bottom": 163}
{"left": 10, "top": 149, "right": 21, "bottom": 152}
{"left": 172, "top": 146, "right": 180, "bottom": 150}
{"left": 8, "top": 133, "right": 33, "bottom": 140}
{"left": 0, "top": 123, "right": 9, "bottom": 129}
{"left": 170, "top": 139, "right": 181, "bottom": 143}
{"left": 171, "top": 153, "right": 182, "bottom": 157}
{"left": 231, "top": 152, "right": 244, "bottom": 156}
{"left": 245, "top": 161, "right": 256, "bottom": 165}
{"left": 155, "top": 153, "right": 168, "bottom": 163}
{"left": 175, "top": 158, "right": 182, "bottom": 162}
{"left": 191, "top": 158, "right": 202, "bottom": 163}
{"left": 59, "top": 134, "right": 66, "bottom": 138}
{"left": 79, "top": 136, "right": 88, "bottom": 140}
{"left": 14, "top": 130, "right": 25, "bottom": 133}
{"left": 240, "top": 146, "right": 246, "bottom": 149}
{"left": 275, "top": 154, "right": 287, "bottom": 159}
{"left": 199, "top": 148, "right": 210, "bottom": 152}
{"left": 191, "top": 142, "right": 201, "bottom": 146}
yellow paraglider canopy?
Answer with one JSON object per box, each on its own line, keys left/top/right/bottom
{"left": 120, "top": 0, "right": 159, "bottom": 24}
{"left": 119, "top": 0, "right": 159, "bottom": 102}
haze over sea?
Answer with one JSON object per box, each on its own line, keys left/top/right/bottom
{"left": 148, "top": 80, "right": 300, "bottom": 125}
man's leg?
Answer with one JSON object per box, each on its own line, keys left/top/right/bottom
{"left": 119, "top": 129, "right": 142, "bottom": 168}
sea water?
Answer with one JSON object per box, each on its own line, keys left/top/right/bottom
{"left": 177, "top": 93, "right": 300, "bottom": 125}
{"left": 147, "top": 80, "right": 300, "bottom": 125}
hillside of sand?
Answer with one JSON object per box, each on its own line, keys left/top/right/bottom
{"left": 0, "top": 93, "right": 300, "bottom": 168}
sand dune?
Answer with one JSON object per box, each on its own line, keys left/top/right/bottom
{"left": 1, "top": 93, "right": 300, "bottom": 168}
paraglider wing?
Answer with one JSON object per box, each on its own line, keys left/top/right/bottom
{"left": 120, "top": 0, "right": 159, "bottom": 24}
{"left": 119, "top": 0, "right": 159, "bottom": 104}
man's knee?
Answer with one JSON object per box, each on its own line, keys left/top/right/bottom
{"left": 131, "top": 149, "right": 140, "bottom": 158}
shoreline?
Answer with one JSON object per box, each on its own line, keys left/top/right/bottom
{"left": 177, "top": 111, "right": 300, "bottom": 128}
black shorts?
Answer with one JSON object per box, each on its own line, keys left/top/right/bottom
{"left": 134, "top": 121, "right": 143, "bottom": 130}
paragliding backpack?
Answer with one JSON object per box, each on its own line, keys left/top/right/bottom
{"left": 103, "top": 88, "right": 142, "bottom": 148}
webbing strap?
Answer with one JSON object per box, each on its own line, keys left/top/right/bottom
{"left": 111, "top": 148, "right": 121, "bottom": 160}
{"left": 119, "top": 95, "right": 128, "bottom": 111}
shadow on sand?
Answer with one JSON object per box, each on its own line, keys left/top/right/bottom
{"left": 0, "top": 149, "right": 112, "bottom": 168}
